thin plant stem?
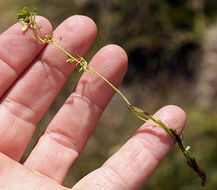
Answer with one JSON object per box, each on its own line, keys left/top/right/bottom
{"left": 17, "top": 7, "right": 207, "bottom": 187}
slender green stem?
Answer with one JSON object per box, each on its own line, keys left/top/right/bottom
{"left": 17, "top": 7, "right": 207, "bottom": 187}
{"left": 52, "top": 42, "right": 77, "bottom": 61}
{"left": 86, "top": 66, "right": 131, "bottom": 106}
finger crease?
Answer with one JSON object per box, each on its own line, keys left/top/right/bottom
{"left": 41, "top": 56, "right": 73, "bottom": 78}
{"left": 44, "top": 129, "right": 81, "bottom": 154}
{"left": 133, "top": 134, "right": 162, "bottom": 163}
{"left": 66, "top": 91, "right": 104, "bottom": 112}
{"left": 2, "top": 97, "right": 38, "bottom": 125}
{"left": 100, "top": 165, "right": 128, "bottom": 189}
{"left": 0, "top": 57, "right": 19, "bottom": 76}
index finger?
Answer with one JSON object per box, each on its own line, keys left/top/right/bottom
{"left": 0, "top": 16, "right": 52, "bottom": 98}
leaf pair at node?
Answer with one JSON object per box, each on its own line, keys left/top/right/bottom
{"left": 17, "top": 7, "right": 41, "bottom": 31}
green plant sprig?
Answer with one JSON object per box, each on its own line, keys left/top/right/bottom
{"left": 17, "top": 7, "right": 207, "bottom": 187}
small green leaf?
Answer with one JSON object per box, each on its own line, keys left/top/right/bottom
{"left": 185, "top": 146, "right": 191, "bottom": 152}
{"left": 17, "top": 7, "right": 40, "bottom": 32}
{"left": 32, "top": 8, "right": 38, "bottom": 15}
{"left": 22, "top": 24, "right": 28, "bottom": 31}
{"left": 79, "top": 67, "right": 83, "bottom": 72}
{"left": 66, "top": 58, "right": 74, "bottom": 63}
{"left": 66, "top": 59, "right": 72, "bottom": 63}
{"left": 34, "top": 24, "right": 41, "bottom": 30}
{"left": 17, "top": 7, "right": 30, "bottom": 21}
{"left": 45, "top": 34, "right": 52, "bottom": 39}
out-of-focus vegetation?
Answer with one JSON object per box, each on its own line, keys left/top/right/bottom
{"left": 0, "top": 0, "right": 217, "bottom": 189}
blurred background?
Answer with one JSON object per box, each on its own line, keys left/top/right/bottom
{"left": 0, "top": 0, "right": 217, "bottom": 189}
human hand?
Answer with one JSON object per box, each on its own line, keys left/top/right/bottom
{"left": 0, "top": 15, "right": 186, "bottom": 190}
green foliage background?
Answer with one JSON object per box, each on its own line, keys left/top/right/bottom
{"left": 0, "top": 0, "right": 217, "bottom": 189}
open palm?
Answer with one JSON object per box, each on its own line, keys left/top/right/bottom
{"left": 0, "top": 15, "right": 186, "bottom": 189}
